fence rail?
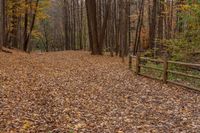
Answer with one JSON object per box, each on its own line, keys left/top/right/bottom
{"left": 129, "top": 54, "right": 200, "bottom": 92}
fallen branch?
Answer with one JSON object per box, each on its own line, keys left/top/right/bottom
{"left": 0, "top": 48, "right": 12, "bottom": 54}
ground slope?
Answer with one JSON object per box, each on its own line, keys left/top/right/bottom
{"left": 0, "top": 51, "right": 199, "bottom": 133}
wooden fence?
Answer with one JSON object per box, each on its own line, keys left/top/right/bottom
{"left": 129, "top": 54, "right": 200, "bottom": 92}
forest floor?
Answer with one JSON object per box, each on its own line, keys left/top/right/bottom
{"left": 0, "top": 51, "right": 199, "bottom": 133}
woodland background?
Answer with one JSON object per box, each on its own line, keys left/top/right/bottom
{"left": 0, "top": 0, "right": 200, "bottom": 62}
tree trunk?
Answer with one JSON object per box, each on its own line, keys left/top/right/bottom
{"left": 85, "top": 0, "right": 100, "bottom": 55}
{"left": 1, "top": 0, "right": 6, "bottom": 50}
{"left": 23, "top": 0, "right": 39, "bottom": 52}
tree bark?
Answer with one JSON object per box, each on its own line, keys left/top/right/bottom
{"left": 23, "top": 0, "right": 39, "bottom": 52}
{"left": 1, "top": 0, "right": 6, "bottom": 50}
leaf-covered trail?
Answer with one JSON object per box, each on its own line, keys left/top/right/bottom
{"left": 0, "top": 51, "right": 199, "bottom": 132}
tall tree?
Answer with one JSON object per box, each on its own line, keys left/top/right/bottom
{"left": 0, "top": 0, "right": 6, "bottom": 50}
{"left": 85, "top": 0, "right": 100, "bottom": 54}
{"left": 149, "top": 0, "right": 157, "bottom": 49}
{"left": 86, "top": 0, "right": 111, "bottom": 55}
{"left": 23, "top": 0, "right": 40, "bottom": 52}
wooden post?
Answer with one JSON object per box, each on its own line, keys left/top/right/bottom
{"left": 129, "top": 54, "right": 132, "bottom": 70}
{"left": 163, "top": 56, "right": 168, "bottom": 83}
{"left": 136, "top": 53, "right": 141, "bottom": 75}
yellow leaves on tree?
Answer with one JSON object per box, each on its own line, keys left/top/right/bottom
{"left": 32, "top": 30, "right": 43, "bottom": 40}
{"left": 7, "top": 0, "right": 51, "bottom": 38}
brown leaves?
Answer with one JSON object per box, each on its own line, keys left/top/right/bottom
{"left": 0, "top": 51, "right": 199, "bottom": 132}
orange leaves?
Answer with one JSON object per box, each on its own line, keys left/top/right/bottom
{"left": 0, "top": 51, "right": 199, "bottom": 132}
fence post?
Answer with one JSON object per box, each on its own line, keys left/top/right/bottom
{"left": 136, "top": 53, "right": 141, "bottom": 75}
{"left": 163, "top": 56, "right": 168, "bottom": 83}
{"left": 129, "top": 54, "right": 132, "bottom": 70}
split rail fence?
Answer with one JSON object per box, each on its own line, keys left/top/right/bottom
{"left": 129, "top": 54, "right": 200, "bottom": 92}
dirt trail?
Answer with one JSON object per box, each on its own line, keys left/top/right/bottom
{"left": 0, "top": 51, "right": 199, "bottom": 132}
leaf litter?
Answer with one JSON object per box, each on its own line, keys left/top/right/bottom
{"left": 0, "top": 51, "right": 199, "bottom": 132}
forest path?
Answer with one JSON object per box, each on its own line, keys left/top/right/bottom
{"left": 0, "top": 51, "right": 199, "bottom": 132}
